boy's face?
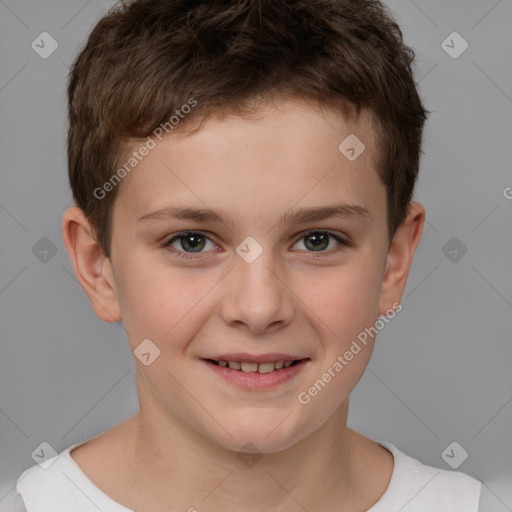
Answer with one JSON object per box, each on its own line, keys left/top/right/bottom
{"left": 72, "top": 100, "right": 422, "bottom": 453}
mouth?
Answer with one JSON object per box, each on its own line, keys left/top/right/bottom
{"left": 201, "top": 355, "right": 310, "bottom": 390}
{"left": 206, "top": 358, "right": 305, "bottom": 374}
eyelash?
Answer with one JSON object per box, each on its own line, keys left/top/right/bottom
{"left": 163, "top": 230, "right": 350, "bottom": 260}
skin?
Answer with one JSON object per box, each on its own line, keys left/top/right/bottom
{"left": 62, "top": 98, "right": 425, "bottom": 511}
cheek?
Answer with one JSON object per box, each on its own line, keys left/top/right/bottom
{"left": 295, "top": 265, "right": 381, "bottom": 414}
{"left": 115, "top": 258, "right": 218, "bottom": 350}
{"left": 298, "top": 259, "right": 383, "bottom": 340}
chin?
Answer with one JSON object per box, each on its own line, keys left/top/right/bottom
{"left": 202, "top": 409, "right": 309, "bottom": 455}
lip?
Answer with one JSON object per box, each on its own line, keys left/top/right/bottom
{"left": 204, "top": 353, "right": 306, "bottom": 364}
{"left": 202, "top": 357, "right": 310, "bottom": 390}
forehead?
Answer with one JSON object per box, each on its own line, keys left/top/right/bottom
{"left": 112, "top": 99, "right": 384, "bottom": 229}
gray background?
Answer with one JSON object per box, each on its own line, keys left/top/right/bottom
{"left": 1, "top": 0, "right": 511, "bottom": 509}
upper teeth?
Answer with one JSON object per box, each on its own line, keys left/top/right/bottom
{"left": 218, "top": 360, "right": 295, "bottom": 373}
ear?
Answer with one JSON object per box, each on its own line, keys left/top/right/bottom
{"left": 378, "top": 202, "right": 425, "bottom": 315}
{"left": 61, "top": 206, "right": 121, "bottom": 322}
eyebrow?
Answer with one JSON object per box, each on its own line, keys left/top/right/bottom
{"left": 137, "top": 203, "right": 371, "bottom": 228}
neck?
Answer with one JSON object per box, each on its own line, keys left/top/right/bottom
{"left": 125, "top": 373, "right": 372, "bottom": 512}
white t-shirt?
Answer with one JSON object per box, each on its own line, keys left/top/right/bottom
{"left": 12, "top": 440, "right": 482, "bottom": 511}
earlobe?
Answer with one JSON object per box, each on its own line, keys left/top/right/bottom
{"left": 61, "top": 206, "right": 122, "bottom": 323}
{"left": 378, "top": 202, "right": 425, "bottom": 316}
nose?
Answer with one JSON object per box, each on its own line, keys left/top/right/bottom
{"left": 218, "top": 252, "right": 294, "bottom": 335}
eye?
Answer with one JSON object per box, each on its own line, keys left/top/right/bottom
{"left": 164, "top": 231, "right": 218, "bottom": 259}
{"left": 292, "top": 230, "right": 348, "bottom": 255}
{"left": 163, "top": 229, "right": 349, "bottom": 261}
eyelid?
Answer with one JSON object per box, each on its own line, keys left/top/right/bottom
{"left": 291, "top": 229, "right": 350, "bottom": 257}
{"left": 163, "top": 231, "right": 219, "bottom": 260}
{"left": 297, "top": 228, "right": 350, "bottom": 246}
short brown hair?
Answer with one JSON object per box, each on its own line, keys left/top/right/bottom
{"left": 67, "top": 0, "right": 428, "bottom": 258}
